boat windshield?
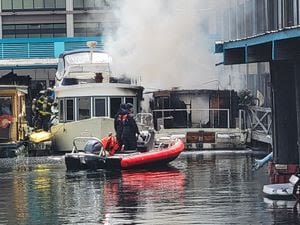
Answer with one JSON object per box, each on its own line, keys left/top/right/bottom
{"left": 56, "top": 52, "right": 112, "bottom": 81}
{"left": 65, "top": 52, "right": 111, "bottom": 65}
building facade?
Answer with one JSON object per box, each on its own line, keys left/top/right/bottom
{"left": 0, "top": 0, "right": 118, "bottom": 91}
{"left": 217, "top": 0, "right": 300, "bottom": 108}
{"left": 217, "top": 0, "right": 300, "bottom": 182}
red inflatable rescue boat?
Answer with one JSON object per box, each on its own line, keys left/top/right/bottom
{"left": 65, "top": 132, "right": 184, "bottom": 171}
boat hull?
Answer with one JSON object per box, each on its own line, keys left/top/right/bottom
{"left": 263, "top": 183, "right": 294, "bottom": 200}
{"left": 65, "top": 139, "right": 184, "bottom": 171}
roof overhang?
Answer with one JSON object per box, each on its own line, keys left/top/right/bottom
{"left": 216, "top": 26, "right": 300, "bottom": 65}
{"left": 0, "top": 58, "right": 58, "bottom": 70}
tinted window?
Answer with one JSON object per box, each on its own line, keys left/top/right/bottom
{"left": 94, "top": 98, "right": 106, "bottom": 117}
{"left": 110, "top": 98, "right": 121, "bottom": 118}
{"left": 66, "top": 99, "right": 74, "bottom": 121}
{"left": 78, "top": 97, "right": 91, "bottom": 120}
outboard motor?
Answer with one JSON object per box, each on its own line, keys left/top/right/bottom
{"left": 84, "top": 140, "right": 102, "bottom": 154}
{"left": 137, "top": 130, "right": 155, "bottom": 152}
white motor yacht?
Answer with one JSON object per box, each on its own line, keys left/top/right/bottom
{"left": 51, "top": 43, "right": 144, "bottom": 152}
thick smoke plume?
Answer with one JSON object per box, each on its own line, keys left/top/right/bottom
{"left": 104, "top": 0, "right": 221, "bottom": 90}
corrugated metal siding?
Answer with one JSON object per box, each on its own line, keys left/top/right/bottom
{"left": 0, "top": 37, "right": 103, "bottom": 59}
{"left": 64, "top": 41, "right": 88, "bottom": 51}
{"left": 29, "top": 42, "right": 54, "bottom": 58}
{"left": 3, "top": 43, "right": 28, "bottom": 59}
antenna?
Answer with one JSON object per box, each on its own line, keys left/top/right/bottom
{"left": 86, "top": 41, "right": 98, "bottom": 63}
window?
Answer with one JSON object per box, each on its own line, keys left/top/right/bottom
{"left": 95, "top": 0, "right": 104, "bottom": 8}
{"left": 94, "top": 98, "right": 106, "bottom": 117}
{"left": 54, "top": 23, "right": 66, "bottom": 37}
{"left": 255, "top": 0, "right": 266, "bottom": 34}
{"left": 13, "top": 0, "right": 22, "bottom": 10}
{"left": 245, "top": 0, "right": 254, "bottom": 36}
{"left": 2, "top": 0, "right": 65, "bottom": 10}
{"left": 59, "top": 99, "right": 64, "bottom": 121}
{"left": 283, "top": 0, "right": 294, "bottom": 27}
{"left": 74, "top": 22, "right": 102, "bottom": 37}
{"left": 74, "top": 0, "right": 84, "bottom": 8}
{"left": 34, "top": 0, "right": 44, "bottom": 9}
{"left": 110, "top": 97, "right": 121, "bottom": 118}
{"left": 2, "top": 0, "right": 12, "bottom": 10}
{"left": 74, "top": 0, "right": 110, "bottom": 9}
{"left": 78, "top": 97, "right": 91, "bottom": 120}
{"left": 3, "top": 23, "right": 66, "bottom": 38}
{"left": 66, "top": 99, "right": 75, "bottom": 121}
{"left": 85, "top": 0, "right": 94, "bottom": 8}
{"left": 0, "top": 97, "right": 13, "bottom": 116}
{"left": 267, "top": 0, "right": 278, "bottom": 31}
{"left": 24, "top": 0, "right": 34, "bottom": 9}
{"left": 237, "top": 0, "right": 245, "bottom": 39}
{"left": 125, "top": 97, "right": 134, "bottom": 105}
{"left": 55, "top": 0, "right": 65, "bottom": 8}
{"left": 44, "top": 0, "right": 55, "bottom": 8}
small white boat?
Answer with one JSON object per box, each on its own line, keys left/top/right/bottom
{"left": 263, "top": 183, "right": 294, "bottom": 199}
{"left": 263, "top": 175, "right": 300, "bottom": 200}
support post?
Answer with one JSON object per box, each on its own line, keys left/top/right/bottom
{"left": 269, "top": 60, "right": 299, "bottom": 183}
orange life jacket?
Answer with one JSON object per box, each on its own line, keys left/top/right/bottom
{"left": 100, "top": 135, "right": 119, "bottom": 156}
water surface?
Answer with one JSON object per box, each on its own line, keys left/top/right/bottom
{"left": 0, "top": 151, "right": 299, "bottom": 225}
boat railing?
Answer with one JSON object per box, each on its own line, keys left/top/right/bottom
{"left": 157, "top": 136, "right": 181, "bottom": 149}
{"left": 151, "top": 108, "right": 230, "bottom": 130}
{"left": 135, "top": 113, "right": 154, "bottom": 129}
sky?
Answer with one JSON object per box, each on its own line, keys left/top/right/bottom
{"left": 104, "top": 0, "right": 225, "bottom": 91}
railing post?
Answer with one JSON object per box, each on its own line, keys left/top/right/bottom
{"left": 227, "top": 109, "right": 230, "bottom": 128}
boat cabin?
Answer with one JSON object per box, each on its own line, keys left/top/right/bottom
{"left": 55, "top": 84, "right": 143, "bottom": 122}
{"left": 0, "top": 85, "right": 27, "bottom": 143}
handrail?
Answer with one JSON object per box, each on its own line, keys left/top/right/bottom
{"left": 152, "top": 108, "right": 230, "bottom": 129}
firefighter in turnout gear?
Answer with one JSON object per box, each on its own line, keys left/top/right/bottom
{"left": 114, "top": 103, "right": 127, "bottom": 149}
{"left": 36, "top": 92, "right": 52, "bottom": 131}
{"left": 121, "top": 103, "right": 140, "bottom": 151}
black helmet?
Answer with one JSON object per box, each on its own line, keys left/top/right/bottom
{"left": 125, "top": 103, "right": 133, "bottom": 109}
{"left": 120, "top": 103, "right": 126, "bottom": 109}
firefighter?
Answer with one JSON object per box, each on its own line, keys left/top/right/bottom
{"left": 114, "top": 103, "right": 127, "bottom": 149}
{"left": 121, "top": 103, "right": 140, "bottom": 151}
{"left": 36, "top": 94, "right": 52, "bottom": 131}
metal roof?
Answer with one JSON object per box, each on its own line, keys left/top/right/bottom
{"left": 216, "top": 26, "right": 300, "bottom": 65}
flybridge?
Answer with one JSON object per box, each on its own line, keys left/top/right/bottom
{"left": 55, "top": 49, "right": 112, "bottom": 86}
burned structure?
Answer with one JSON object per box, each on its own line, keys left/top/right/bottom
{"left": 150, "top": 89, "right": 239, "bottom": 130}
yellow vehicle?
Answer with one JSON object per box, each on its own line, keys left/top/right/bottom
{"left": 0, "top": 85, "right": 28, "bottom": 157}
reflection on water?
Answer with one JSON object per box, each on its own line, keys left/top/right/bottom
{"left": 0, "top": 152, "right": 300, "bottom": 224}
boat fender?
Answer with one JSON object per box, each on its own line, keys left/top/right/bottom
{"left": 84, "top": 140, "right": 102, "bottom": 154}
{"left": 0, "top": 115, "right": 13, "bottom": 129}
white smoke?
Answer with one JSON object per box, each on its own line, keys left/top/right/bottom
{"left": 104, "top": 0, "right": 223, "bottom": 90}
